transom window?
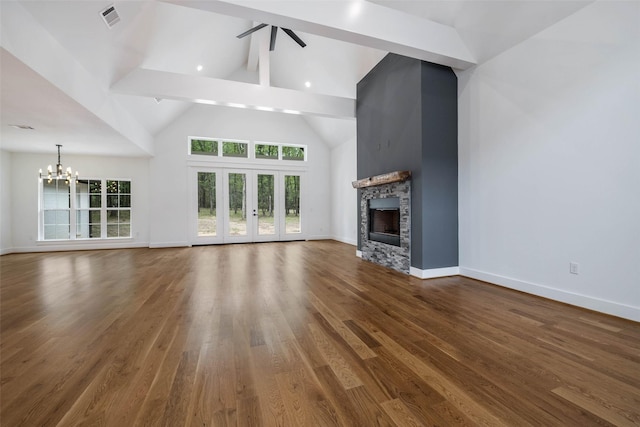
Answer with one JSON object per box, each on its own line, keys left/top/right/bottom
{"left": 189, "top": 137, "right": 307, "bottom": 162}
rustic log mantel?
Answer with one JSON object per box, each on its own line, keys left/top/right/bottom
{"left": 351, "top": 170, "right": 411, "bottom": 189}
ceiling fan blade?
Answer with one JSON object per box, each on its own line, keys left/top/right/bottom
{"left": 236, "top": 23, "right": 268, "bottom": 39}
{"left": 270, "top": 26, "right": 278, "bottom": 51}
{"left": 282, "top": 28, "right": 306, "bottom": 48}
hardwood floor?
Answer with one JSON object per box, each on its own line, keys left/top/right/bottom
{"left": 1, "top": 240, "right": 639, "bottom": 426}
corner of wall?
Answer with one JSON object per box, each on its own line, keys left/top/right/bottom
{"left": 0, "top": 150, "right": 13, "bottom": 254}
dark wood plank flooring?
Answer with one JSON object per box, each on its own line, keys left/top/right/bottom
{"left": 1, "top": 241, "right": 639, "bottom": 426}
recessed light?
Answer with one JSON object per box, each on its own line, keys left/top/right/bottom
{"left": 349, "top": 1, "right": 363, "bottom": 18}
{"left": 196, "top": 65, "right": 203, "bottom": 72}
{"left": 195, "top": 99, "right": 218, "bottom": 105}
{"left": 9, "top": 124, "right": 34, "bottom": 130}
{"left": 305, "top": 81, "right": 311, "bottom": 88}
{"left": 282, "top": 109, "right": 301, "bottom": 115}
{"left": 228, "top": 103, "right": 247, "bottom": 109}
{"left": 256, "top": 106, "right": 275, "bottom": 112}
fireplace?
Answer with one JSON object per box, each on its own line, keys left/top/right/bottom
{"left": 353, "top": 171, "right": 411, "bottom": 274}
{"left": 369, "top": 197, "right": 400, "bottom": 247}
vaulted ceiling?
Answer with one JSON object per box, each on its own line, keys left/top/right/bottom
{"left": 0, "top": 0, "right": 592, "bottom": 156}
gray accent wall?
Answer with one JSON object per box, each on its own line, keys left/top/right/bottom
{"left": 356, "top": 53, "right": 458, "bottom": 271}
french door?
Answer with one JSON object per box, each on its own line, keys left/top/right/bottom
{"left": 189, "top": 168, "right": 303, "bottom": 244}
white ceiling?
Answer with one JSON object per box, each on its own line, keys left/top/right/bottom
{"left": 0, "top": 0, "right": 592, "bottom": 156}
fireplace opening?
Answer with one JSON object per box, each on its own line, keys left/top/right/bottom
{"left": 369, "top": 197, "right": 400, "bottom": 247}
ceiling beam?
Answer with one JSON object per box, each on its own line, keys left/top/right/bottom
{"left": 0, "top": 1, "right": 154, "bottom": 155}
{"left": 112, "top": 69, "right": 355, "bottom": 119}
{"left": 162, "top": 0, "right": 476, "bottom": 70}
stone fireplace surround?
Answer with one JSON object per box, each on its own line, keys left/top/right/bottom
{"left": 359, "top": 180, "right": 411, "bottom": 274}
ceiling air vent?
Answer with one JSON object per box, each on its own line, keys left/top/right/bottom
{"left": 100, "top": 4, "right": 120, "bottom": 29}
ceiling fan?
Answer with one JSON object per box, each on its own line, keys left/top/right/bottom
{"left": 236, "top": 24, "right": 307, "bottom": 51}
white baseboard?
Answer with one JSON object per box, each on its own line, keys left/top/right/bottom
{"left": 410, "top": 266, "right": 460, "bottom": 279}
{"left": 10, "top": 241, "right": 149, "bottom": 253}
{"left": 149, "top": 241, "right": 190, "bottom": 248}
{"left": 305, "top": 235, "right": 332, "bottom": 241}
{"left": 0, "top": 247, "right": 14, "bottom": 256}
{"left": 331, "top": 235, "right": 357, "bottom": 246}
{"left": 460, "top": 267, "right": 640, "bottom": 322}
{"left": 356, "top": 250, "right": 362, "bottom": 258}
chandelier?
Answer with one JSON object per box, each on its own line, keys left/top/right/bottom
{"left": 39, "top": 144, "right": 78, "bottom": 184}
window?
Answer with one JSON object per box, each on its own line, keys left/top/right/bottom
{"left": 222, "top": 141, "right": 248, "bottom": 158}
{"left": 76, "top": 179, "right": 101, "bottom": 238}
{"left": 255, "top": 143, "right": 279, "bottom": 159}
{"left": 188, "top": 137, "right": 307, "bottom": 162}
{"left": 42, "top": 180, "right": 70, "bottom": 239}
{"left": 191, "top": 139, "right": 218, "bottom": 156}
{"left": 106, "top": 180, "right": 131, "bottom": 238}
{"left": 282, "top": 145, "right": 305, "bottom": 161}
{"left": 40, "top": 178, "right": 132, "bottom": 241}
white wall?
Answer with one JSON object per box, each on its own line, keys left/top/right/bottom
{"left": 7, "top": 152, "right": 150, "bottom": 252}
{"left": 457, "top": 0, "right": 640, "bottom": 321}
{"left": 150, "top": 104, "right": 332, "bottom": 247}
{"left": 330, "top": 137, "right": 358, "bottom": 246}
{"left": 1, "top": 150, "right": 13, "bottom": 254}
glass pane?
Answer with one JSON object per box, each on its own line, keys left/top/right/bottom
{"left": 55, "top": 224, "right": 70, "bottom": 239}
{"left": 77, "top": 181, "right": 89, "bottom": 195}
{"left": 107, "top": 195, "right": 118, "bottom": 208}
{"left": 119, "top": 224, "right": 131, "bottom": 237}
{"left": 56, "top": 210, "right": 70, "bottom": 225}
{"left": 191, "top": 139, "right": 218, "bottom": 156}
{"left": 119, "top": 195, "right": 131, "bottom": 208}
{"left": 90, "top": 181, "right": 102, "bottom": 194}
{"left": 118, "top": 181, "right": 131, "bottom": 193}
{"left": 90, "top": 224, "right": 101, "bottom": 238}
{"left": 107, "top": 210, "right": 119, "bottom": 223}
{"left": 43, "top": 192, "right": 58, "bottom": 209}
{"left": 255, "top": 144, "right": 278, "bottom": 159}
{"left": 76, "top": 210, "right": 89, "bottom": 226}
{"left": 44, "top": 211, "right": 57, "bottom": 225}
{"left": 119, "top": 210, "right": 130, "bottom": 224}
{"left": 228, "top": 173, "right": 247, "bottom": 236}
{"left": 44, "top": 225, "right": 57, "bottom": 240}
{"left": 107, "top": 180, "right": 118, "bottom": 194}
{"left": 257, "top": 174, "right": 275, "bottom": 235}
{"left": 282, "top": 146, "right": 305, "bottom": 161}
{"left": 90, "top": 195, "right": 101, "bottom": 208}
{"left": 43, "top": 180, "right": 70, "bottom": 209}
{"left": 76, "top": 191, "right": 89, "bottom": 208}
{"left": 197, "top": 172, "right": 216, "bottom": 237}
{"left": 76, "top": 221, "right": 89, "bottom": 239}
{"left": 107, "top": 224, "right": 119, "bottom": 237}
{"left": 285, "top": 175, "right": 301, "bottom": 234}
{"left": 44, "top": 224, "right": 70, "bottom": 240}
{"left": 222, "top": 141, "right": 248, "bottom": 158}
{"left": 90, "top": 210, "right": 101, "bottom": 223}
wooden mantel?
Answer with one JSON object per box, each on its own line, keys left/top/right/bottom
{"left": 351, "top": 170, "right": 411, "bottom": 189}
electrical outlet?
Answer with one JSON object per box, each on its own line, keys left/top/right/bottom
{"left": 569, "top": 262, "right": 579, "bottom": 275}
